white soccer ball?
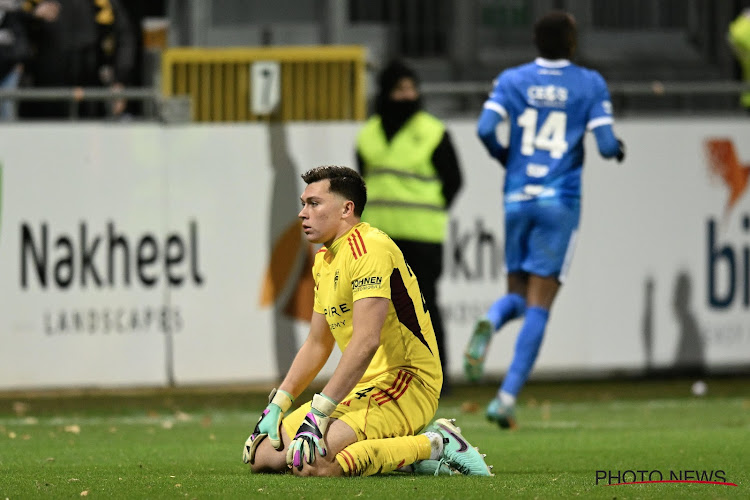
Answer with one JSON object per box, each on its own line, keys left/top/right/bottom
{"left": 691, "top": 380, "right": 707, "bottom": 397}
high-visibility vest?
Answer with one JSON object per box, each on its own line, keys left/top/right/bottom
{"left": 357, "top": 111, "right": 448, "bottom": 243}
{"left": 729, "top": 13, "right": 750, "bottom": 108}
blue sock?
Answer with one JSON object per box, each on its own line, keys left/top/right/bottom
{"left": 486, "top": 293, "right": 526, "bottom": 332}
{"left": 500, "top": 306, "right": 549, "bottom": 397}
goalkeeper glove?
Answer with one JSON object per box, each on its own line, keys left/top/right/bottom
{"left": 242, "top": 388, "right": 294, "bottom": 464}
{"left": 616, "top": 138, "right": 626, "bottom": 163}
{"left": 286, "top": 393, "right": 338, "bottom": 470}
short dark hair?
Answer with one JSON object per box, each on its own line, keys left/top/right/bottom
{"left": 534, "top": 10, "right": 577, "bottom": 60}
{"left": 301, "top": 165, "right": 367, "bottom": 217}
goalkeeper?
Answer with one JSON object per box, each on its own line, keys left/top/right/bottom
{"left": 243, "top": 165, "right": 491, "bottom": 477}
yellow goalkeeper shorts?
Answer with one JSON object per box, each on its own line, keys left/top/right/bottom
{"left": 282, "top": 369, "right": 438, "bottom": 441}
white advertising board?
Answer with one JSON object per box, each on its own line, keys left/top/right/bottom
{"left": 0, "top": 119, "right": 747, "bottom": 390}
{"left": 445, "top": 119, "right": 750, "bottom": 378}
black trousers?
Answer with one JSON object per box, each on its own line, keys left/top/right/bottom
{"left": 392, "top": 238, "right": 450, "bottom": 394}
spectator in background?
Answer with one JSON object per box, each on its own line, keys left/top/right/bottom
{"left": 0, "top": 5, "right": 29, "bottom": 120}
{"left": 464, "top": 11, "right": 625, "bottom": 429}
{"left": 728, "top": 8, "right": 750, "bottom": 113}
{"left": 0, "top": 0, "right": 56, "bottom": 120}
{"left": 19, "top": 0, "right": 135, "bottom": 119}
{"left": 355, "top": 60, "right": 463, "bottom": 396}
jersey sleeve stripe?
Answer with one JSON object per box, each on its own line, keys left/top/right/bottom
{"left": 587, "top": 116, "right": 614, "bottom": 130}
{"left": 483, "top": 100, "right": 508, "bottom": 118}
{"left": 354, "top": 229, "right": 368, "bottom": 254}
{"left": 347, "top": 236, "right": 361, "bottom": 259}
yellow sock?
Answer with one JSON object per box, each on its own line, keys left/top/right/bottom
{"left": 335, "top": 434, "right": 432, "bottom": 477}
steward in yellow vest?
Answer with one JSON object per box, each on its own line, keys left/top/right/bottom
{"left": 357, "top": 110, "right": 449, "bottom": 243}
{"left": 729, "top": 9, "right": 750, "bottom": 110}
{"left": 356, "top": 60, "right": 462, "bottom": 396}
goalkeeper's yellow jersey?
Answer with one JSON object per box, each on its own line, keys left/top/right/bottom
{"left": 312, "top": 222, "right": 442, "bottom": 397}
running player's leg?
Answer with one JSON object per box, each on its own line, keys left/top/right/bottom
{"left": 489, "top": 275, "right": 559, "bottom": 428}
{"left": 464, "top": 273, "right": 527, "bottom": 381}
{"left": 489, "top": 200, "right": 579, "bottom": 427}
{"left": 500, "top": 276, "right": 558, "bottom": 388}
{"left": 491, "top": 207, "right": 531, "bottom": 331}
{"left": 487, "top": 272, "right": 528, "bottom": 331}
{"left": 465, "top": 208, "right": 529, "bottom": 380}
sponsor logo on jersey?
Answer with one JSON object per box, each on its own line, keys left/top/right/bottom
{"left": 526, "top": 163, "right": 549, "bottom": 178}
{"left": 527, "top": 85, "right": 568, "bottom": 107}
{"left": 351, "top": 276, "right": 383, "bottom": 292}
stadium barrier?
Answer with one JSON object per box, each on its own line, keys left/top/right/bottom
{"left": 160, "top": 45, "right": 367, "bottom": 122}
{"left": 1, "top": 119, "right": 749, "bottom": 390}
{"left": 0, "top": 79, "right": 747, "bottom": 121}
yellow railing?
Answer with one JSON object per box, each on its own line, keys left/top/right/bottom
{"left": 161, "top": 46, "right": 367, "bottom": 122}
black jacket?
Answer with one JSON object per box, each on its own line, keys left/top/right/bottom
{"left": 0, "top": 10, "right": 31, "bottom": 79}
{"left": 22, "top": 0, "right": 135, "bottom": 86}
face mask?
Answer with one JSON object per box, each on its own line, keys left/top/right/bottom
{"left": 382, "top": 99, "right": 420, "bottom": 121}
{"left": 380, "top": 98, "right": 421, "bottom": 137}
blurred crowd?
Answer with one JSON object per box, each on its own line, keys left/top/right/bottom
{"left": 0, "top": 0, "right": 163, "bottom": 120}
{"left": 1, "top": 2, "right": 747, "bottom": 122}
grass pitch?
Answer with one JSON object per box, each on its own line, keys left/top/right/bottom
{"left": 1, "top": 376, "right": 748, "bottom": 499}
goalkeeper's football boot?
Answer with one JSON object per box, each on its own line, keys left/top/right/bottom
{"left": 486, "top": 397, "right": 517, "bottom": 429}
{"left": 431, "top": 418, "right": 493, "bottom": 476}
{"left": 412, "top": 459, "right": 458, "bottom": 476}
{"left": 464, "top": 318, "right": 493, "bottom": 382}
{"left": 413, "top": 421, "right": 460, "bottom": 476}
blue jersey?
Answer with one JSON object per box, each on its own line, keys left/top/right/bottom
{"left": 482, "top": 58, "right": 614, "bottom": 202}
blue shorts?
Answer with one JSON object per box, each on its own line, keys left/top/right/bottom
{"left": 504, "top": 198, "right": 580, "bottom": 281}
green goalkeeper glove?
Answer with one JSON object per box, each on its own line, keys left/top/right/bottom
{"left": 286, "top": 393, "right": 338, "bottom": 470}
{"left": 242, "top": 388, "right": 294, "bottom": 464}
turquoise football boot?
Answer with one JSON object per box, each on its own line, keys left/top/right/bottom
{"left": 464, "top": 318, "right": 493, "bottom": 382}
{"left": 486, "top": 397, "right": 517, "bottom": 429}
{"left": 428, "top": 418, "right": 493, "bottom": 476}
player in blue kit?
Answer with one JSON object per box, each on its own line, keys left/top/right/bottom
{"left": 464, "top": 10, "right": 625, "bottom": 428}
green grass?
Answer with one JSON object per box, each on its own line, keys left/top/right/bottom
{"left": 1, "top": 377, "right": 748, "bottom": 499}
